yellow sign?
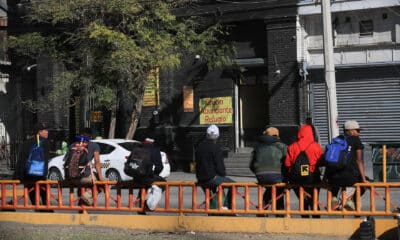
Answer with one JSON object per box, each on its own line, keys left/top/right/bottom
{"left": 301, "top": 164, "right": 310, "bottom": 176}
{"left": 90, "top": 111, "right": 103, "bottom": 123}
{"left": 143, "top": 68, "right": 160, "bottom": 107}
{"left": 199, "top": 97, "right": 233, "bottom": 124}
{"left": 183, "top": 86, "right": 194, "bottom": 112}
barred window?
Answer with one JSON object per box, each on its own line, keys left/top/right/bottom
{"left": 359, "top": 20, "right": 373, "bottom": 36}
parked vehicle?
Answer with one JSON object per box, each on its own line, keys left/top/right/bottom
{"left": 47, "top": 139, "right": 170, "bottom": 182}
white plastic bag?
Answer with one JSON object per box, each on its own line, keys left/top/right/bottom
{"left": 146, "top": 185, "right": 162, "bottom": 211}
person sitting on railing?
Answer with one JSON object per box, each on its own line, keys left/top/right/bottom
{"left": 64, "top": 128, "right": 106, "bottom": 206}
{"left": 284, "top": 124, "right": 324, "bottom": 218}
{"left": 14, "top": 122, "right": 51, "bottom": 209}
{"left": 324, "top": 120, "right": 369, "bottom": 211}
{"left": 249, "top": 127, "right": 287, "bottom": 216}
{"left": 124, "top": 141, "right": 166, "bottom": 214}
{"left": 195, "top": 124, "right": 235, "bottom": 210}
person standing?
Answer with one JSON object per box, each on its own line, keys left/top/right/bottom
{"left": 14, "top": 122, "right": 50, "bottom": 206}
{"left": 249, "top": 127, "right": 287, "bottom": 214}
{"left": 284, "top": 124, "right": 324, "bottom": 218}
{"left": 195, "top": 124, "right": 235, "bottom": 209}
{"left": 325, "top": 120, "right": 368, "bottom": 210}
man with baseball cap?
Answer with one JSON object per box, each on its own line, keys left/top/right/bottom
{"left": 325, "top": 120, "right": 368, "bottom": 210}
{"left": 195, "top": 124, "right": 235, "bottom": 210}
{"left": 250, "top": 127, "right": 287, "bottom": 216}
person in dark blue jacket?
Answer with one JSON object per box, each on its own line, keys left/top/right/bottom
{"left": 14, "top": 122, "right": 51, "bottom": 206}
{"left": 195, "top": 124, "right": 235, "bottom": 209}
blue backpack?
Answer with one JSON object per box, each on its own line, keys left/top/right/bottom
{"left": 25, "top": 140, "right": 45, "bottom": 177}
{"left": 324, "top": 136, "right": 351, "bottom": 170}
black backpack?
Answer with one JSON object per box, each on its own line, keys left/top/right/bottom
{"left": 291, "top": 143, "right": 312, "bottom": 183}
{"left": 63, "top": 142, "right": 89, "bottom": 180}
{"left": 124, "top": 147, "right": 153, "bottom": 180}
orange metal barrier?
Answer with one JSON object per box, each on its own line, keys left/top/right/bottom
{"left": 1, "top": 180, "right": 399, "bottom": 217}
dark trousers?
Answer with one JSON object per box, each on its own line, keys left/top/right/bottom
{"left": 292, "top": 173, "right": 321, "bottom": 218}
{"left": 255, "top": 173, "right": 284, "bottom": 210}
{"left": 137, "top": 175, "right": 166, "bottom": 208}
{"left": 328, "top": 171, "right": 365, "bottom": 209}
{"left": 200, "top": 175, "right": 235, "bottom": 209}
{"left": 24, "top": 176, "right": 47, "bottom": 205}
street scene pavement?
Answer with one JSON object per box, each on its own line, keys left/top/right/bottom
{"left": 0, "top": 221, "right": 346, "bottom": 240}
{"left": 1, "top": 171, "right": 399, "bottom": 240}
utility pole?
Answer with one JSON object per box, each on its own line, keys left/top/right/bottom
{"left": 321, "top": 0, "right": 339, "bottom": 140}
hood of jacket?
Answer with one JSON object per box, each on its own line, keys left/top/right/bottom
{"left": 296, "top": 125, "right": 315, "bottom": 150}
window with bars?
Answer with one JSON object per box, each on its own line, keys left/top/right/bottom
{"left": 359, "top": 20, "right": 373, "bottom": 36}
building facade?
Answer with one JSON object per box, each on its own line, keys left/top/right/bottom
{"left": 298, "top": 0, "right": 400, "bottom": 180}
{"left": 132, "top": 0, "right": 301, "bottom": 170}
{"left": 298, "top": 0, "right": 400, "bottom": 145}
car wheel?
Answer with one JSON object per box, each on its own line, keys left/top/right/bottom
{"left": 48, "top": 167, "right": 63, "bottom": 181}
{"left": 106, "top": 169, "right": 121, "bottom": 182}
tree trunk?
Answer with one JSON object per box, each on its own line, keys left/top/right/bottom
{"left": 125, "top": 97, "right": 143, "bottom": 140}
{"left": 108, "top": 105, "right": 117, "bottom": 139}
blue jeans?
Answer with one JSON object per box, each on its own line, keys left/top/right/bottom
{"left": 202, "top": 175, "right": 235, "bottom": 209}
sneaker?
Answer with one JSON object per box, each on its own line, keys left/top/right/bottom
{"left": 81, "top": 190, "right": 93, "bottom": 206}
{"left": 344, "top": 199, "right": 355, "bottom": 211}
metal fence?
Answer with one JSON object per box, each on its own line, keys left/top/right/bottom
{"left": 1, "top": 180, "right": 399, "bottom": 218}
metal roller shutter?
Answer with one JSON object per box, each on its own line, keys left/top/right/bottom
{"left": 311, "top": 77, "right": 400, "bottom": 147}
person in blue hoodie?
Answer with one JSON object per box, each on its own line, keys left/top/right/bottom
{"left": 250, "top": 127, "right": 287, "bottom": 214}
{"left": 14, "top": 122, "right": 51, "bottom": 206}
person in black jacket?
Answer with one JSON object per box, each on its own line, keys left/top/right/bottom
{"left": 195, "top": 124, "right": 235, "bottom": 209}
{"left": 142, "top": 138, "right": 164, "bottom": 178}
{"left": 14, "top": 122, "right": 51, "bottom": 206}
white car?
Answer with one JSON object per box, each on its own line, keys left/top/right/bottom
{"left": 47, "top": 138, "right": 170, "bottom": 182}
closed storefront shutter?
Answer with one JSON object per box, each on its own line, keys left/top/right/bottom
{"left": 311, "top": 76, "right": 400, "bottom": 147}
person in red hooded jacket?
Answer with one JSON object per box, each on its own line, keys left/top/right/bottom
{"left": 284, "top": 124, "right": 324, "bottom": 218}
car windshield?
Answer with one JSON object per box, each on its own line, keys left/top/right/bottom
{"left": 118, "top": 142, "right": 142, "bottom": 151}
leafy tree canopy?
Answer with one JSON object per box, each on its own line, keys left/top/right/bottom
{"left": 9, "top": 0, "right": 235, "bottom": 137}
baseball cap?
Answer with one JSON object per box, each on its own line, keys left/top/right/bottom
{"left": 264, "top": 127, "right": 279, "bottom": 137}
{"left": 143, "top": 138, "right": 155, "bottom": 144}
{"left": 33, "top": 122, "right": 48, "bottom": 133}
{"left": 206, "top": 124, "right": 220, "bottom": 140}
{"left": 75, "top": 135, "right": 90, "bottom": 142}
{"left": 344, "top": 120, "right": 361, "bottom": 130}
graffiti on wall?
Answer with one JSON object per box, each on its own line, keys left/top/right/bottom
{"left": 372, "top": 145, "right": 400, "bottom": 182}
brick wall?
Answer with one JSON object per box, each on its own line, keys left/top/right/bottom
{"left": 266, "top": 18, "right": 300, "bottom": 126}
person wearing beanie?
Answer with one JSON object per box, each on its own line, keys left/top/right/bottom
{"left": 13, "top": 122, "right": 51, "bottom": 207}
{"left": 325, "top": 120, "right": 368, "bottom": 210}
{"left": 195, "top": 124, "right": 235, "bottom": 209}
{"left": 249, "top": 127, "right": 287, "bottom": 216}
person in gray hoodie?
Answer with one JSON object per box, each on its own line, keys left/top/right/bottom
{"left": 250, "top": 127, "right": 287, "bottom": 212}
